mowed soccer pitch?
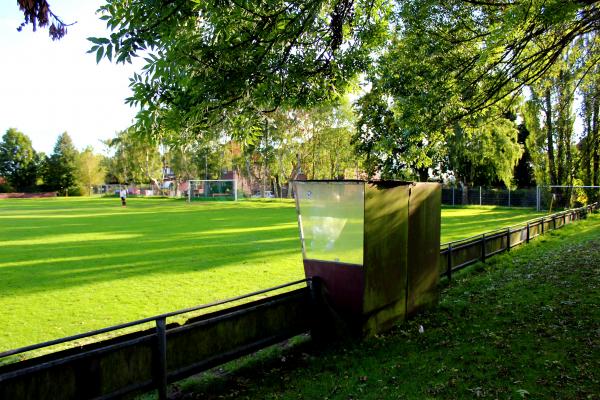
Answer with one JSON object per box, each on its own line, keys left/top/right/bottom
{"left": 0, "top": 197, "right": 545, "bottom": 351}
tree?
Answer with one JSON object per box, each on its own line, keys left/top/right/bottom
{"left": 86, "top": 1, "right": 600, "bottom": 146}
{"left": 522, "top": 99, "right": 549, "bottom": 186}
{"left": 393, "top": 1, "right": 600, "bottom": 122}
{"left": 104, "top": 127, "right": 163, "bottom": 185}
{"left": 513, "top": 123, "right": 536, "bottom": 188}
{"left": 89, "top": 0, "right": 390, "bottom": 141}
{"left": 447, "top": 111, "right": 523, "bottom": 188}
{"left": 307, "top": 100, "right": 359, "bottom": 179}
{"left": 76, "top": 147, "right": 106, "bottom": 196}
{"left": 578, "top": 49, "right": 600, "bottom": 195}
{"left": 354, "top": 89, "right": 446, "bottom": 181}
{"left": 0, "top": 128, "right": 39, "bottom": 192}
{"left": 241, "top": 101, "right": 361, "bottom": 194}
{"left": 352, "top": 1, "right": 600, "bottom": 182}
{"left": 520, "top": 51, "right": 582, "bottom": 206}
{"left": 167, "top": 143, "right": 200, "bottom": 183}
{"left": 44, "top": 132, "right": 79, "bottom": 195}
{"left": 526, "top": 59, "right": 578, "bottom": 186}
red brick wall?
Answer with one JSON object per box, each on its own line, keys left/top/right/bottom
{"left": 0, "top": 192, "right": 57, "bottom": 199}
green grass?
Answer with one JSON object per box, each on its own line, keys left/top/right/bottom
{"left": 167, "top": 213, "right": 600, "bottom": 400}
{"left": 440, "top": 205, "right": 545, "bottom": 243}
{"left": 0, "top": 198, "right": 543, "bottom": 352}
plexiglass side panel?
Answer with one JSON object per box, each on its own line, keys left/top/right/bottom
{"left": 295, "top": 181, "right": 364, "bottom": 265}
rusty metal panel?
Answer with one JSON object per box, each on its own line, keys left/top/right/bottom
{"left": 406, "top": 183, "right": 440, "bottom": 315}
{"left": 363, "top": 182, "right": 410, "bottom": 316}
{"left": 302, "top": 260, "right": 364, "bottom": 316}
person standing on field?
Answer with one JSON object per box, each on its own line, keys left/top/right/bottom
{"left": 120, "top": 186, "right": 127, "bottom": 207}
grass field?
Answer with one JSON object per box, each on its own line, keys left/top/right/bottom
{"left": 0, "top": 197, "right": 544, "bottom": 352}
{"left": 170, "top": 213, "right": 600, "bottom": 400}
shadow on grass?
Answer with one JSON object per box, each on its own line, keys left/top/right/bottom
{"left": 1, "top": 200, "right": 301, "bottom": 296}
{"left": 441, "top": 207, "right": 544, "bottom": 242}
{"left": 1, "top": 201, "right": 546, "bottom": 300}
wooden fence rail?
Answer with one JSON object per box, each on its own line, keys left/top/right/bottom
{"left": 0, "top": 281, "right": 313, "bottom": 400}
{"left": 440, "top": 203, "right": 599, "bottom": 280}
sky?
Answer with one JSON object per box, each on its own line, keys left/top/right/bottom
{"left": 0, "top": 1, "right": 140, "bottom": 154}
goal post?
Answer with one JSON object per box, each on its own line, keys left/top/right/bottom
{"left": 187, "top": 179, "right": 238, "bottom": 202}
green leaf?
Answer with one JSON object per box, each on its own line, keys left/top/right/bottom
{"left": 87, "top": 37, "right": 110, "bottom": 45}
{"left": 96, "top": 46, "right": 104, "bottom": 64}
{"left": 106, "top": 44, "right": 113, "bottom": 62}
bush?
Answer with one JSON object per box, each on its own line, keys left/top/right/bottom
{"left": 67, "top": 187, "right": 83, "bottom": 197}
{"left": 0, "top": 183, "right": 13, "bottom": 193}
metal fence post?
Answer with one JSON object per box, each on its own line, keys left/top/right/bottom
{"left": 156, "top": 318, "right": 168, "bottom": 400}
{"left": 526, "top": 222, "right": 530, "bottom": 243}
{"left": 481, "top": 233, "right": 486, "bottom": 262}
{"left": 480, "top": 186, "right": 482, "bottom": 206}
{"left": 541, "top": 217, "right": 544, "bottom": 234}
{"left": 508, "top": 188, "right": 511, "bottom": 207}
{"left": 507, "top": 228, "right": 511, "bottom": 252}
{"left": 446, "top": 244, "right": 453, "bottom": 280}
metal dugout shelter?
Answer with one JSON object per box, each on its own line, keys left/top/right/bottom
{"left": 293, "top": 180, "right": 441, "bottom": 335}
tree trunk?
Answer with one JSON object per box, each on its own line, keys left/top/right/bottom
{"left": 582, "top": 97, "right": 593, "bottom": 186}
{"left": 262, "top": 161, "right": 266, "bottom": 196}
{"left": 274, "top": 174, "right": 281, "bottom": 198}
{"left": 545, "top": 88, "right": 557, "bottom": 185}
{"left": 311, "top": 131, "right": 317, "bottom": 180}
{"left": 593, "top": 96, "right": 600, "bottom": 187}
{"left": 417, "top": 167, "right": 428, "bottom": 182}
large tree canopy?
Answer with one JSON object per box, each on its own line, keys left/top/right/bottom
{"left": 89, "top": 0, "right": 390, "bottom": 139}
{"left": 390, "top": 0, "right": 600, "bottom": 124}
{"left": 43, "top": 132, "right": 79, "bottom": 195}
{"left": 87, "top": 0, "right": 600, "bottom": 140}
{"left": 0, "top": 128, "right": 39, "bottom": 191}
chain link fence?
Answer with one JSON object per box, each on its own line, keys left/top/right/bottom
{"left": 441, "top": 186, "right": 538, "bottom": 208}
{"left": 442, "top": 186, "right": 600, "bottom": 210}
{"left": 91, "top": 184, "right": 186, "bottom": 198}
